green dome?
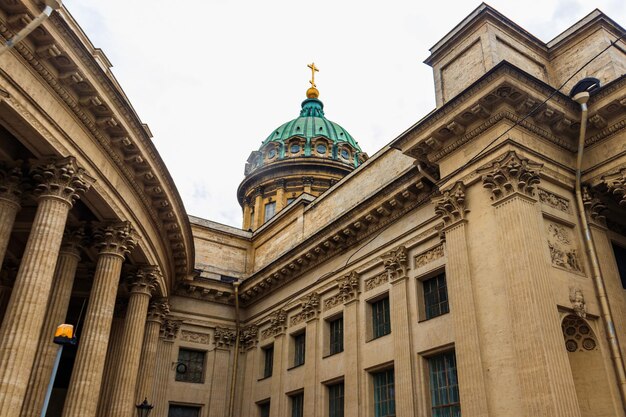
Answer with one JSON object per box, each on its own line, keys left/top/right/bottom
{"left": 262, "top": 98, "right": 362, "bottom": 153}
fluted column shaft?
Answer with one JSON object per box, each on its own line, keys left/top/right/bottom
{"left": 152, "top": 340, "right": 173, "bottom": 417}
{"left": 389, "top": 275, "right": 416, "bottom": 417}
{"left": 269, "top": 333, "right": 286, "bottom": 416}
{"left": 493, "top": 194, "right": 580, "bottom": 417}
{"left": 108, "top": 272, "right": 156, "bottom": 417}
{"left": 62, "top": 222, "right": 135, "bottom": 417}
{"left": 0, "top": 163, "right": 22, "bottom": 269}
{"left": 20, "top": 241, "right": 82, "bottom": 417}
{"left": 135, "top": 300, "right": 168, "bottom": 403}
{"left": 208, "top": 347, "right": 231, "bottom": 417}
{"left": 343, "top": 299, "right": 359, "bottom": 417}
{"left": 0, "top": 197, "right": 20, "bottom": 269}
{"left": 96, "top": 316, "right": 125, "bottom": 417}
{"left": 0, "top": 197, "right": 72, "bottom": 416}
{"left": 303, "top": 318, "right": 319, "bottom": 416}
{"left": 444, "top": 221, "right": 489, "bottom": 417}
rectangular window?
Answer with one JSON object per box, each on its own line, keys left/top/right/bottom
{"left": 263, "top": 345, "right": 274, "bottom": 378}
{"left": 373, "top": 369, "right": 395, "bottom": 417}
{"left": 293, "top": 332, "right": 306, "bottom": 367}
{"left": 328, "top": 382, "right": 345, "bottom": 417}
{"left": 428, "top": 351, "right": 461, "bottom": 417}
{"left": 612, "top": 242, "right": 626, "bottom": 289}
{"left": 168, "top": 405, "right": 201, "bottom": 417}
{"left": 258, "top": 401, "right": 270, "bottom": 417}
{"left": 264, "top": 201, "right": 276, "bottom": 222}
{"left": 371, "top": 297, "right": 391, "bottom": 339}
{"left": 290, "top": 392, "right": 304, "bottom": 417}
{"left": 424, "top": 273, "right": 450, "bottom": 319}
{"left": 175, "top": 349, "right": 205, "bottom": 383}
{"left": 329, "top": 317, "right": 344, "bottom": 355}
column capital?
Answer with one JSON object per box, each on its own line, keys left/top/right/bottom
{"left": 338, "top": 271, "right": 360, "bottom": 304}
{"left": 30, "top": 157, "right": 94, "bottom": 207}
{"left": 214, "top": 326, "right": 237, "bottom": 350}
{"left": 382, "top": 245, "right": 409, "bottom": 281}
{"left": 290, "top": 292, "right": 321, "bottom": 326}
{"left": 603, "top": 168, "right": 626, "bottom": 206}
{"left": 479, "top": 150, "right": 542, "bottom": 203}
{"left": 0, "top": 162, "right": 23, "bottom": 207}
{"left": 302, "top": 176, "right": 314, "bottom": 186}
{"left": 260, "top": 309, "right": 287, "bottom": 340}
{"left": 432, "top": 181, "right": 468, "bottom": 226}
{"left": 127, "top": 266, "right": 160, "bottom": 296}
{"left": 160, "top": 319, "right": 181, "bottom": 342}
{"left": 92, "top": 221, "right": 137, "bottom": 258}
{"left": 275, "top": 178, "right": 286, "bottom": 188}
{"left": 239, "top": 324, "right": 259, "bottom": 352}
{"left": 146, "top": 298, "right": 170, "bottom": 323}
{"left": 253, "top": 186, "right": 264, "bottom": 197}
{"left": 582, "top": 186, "right": 607, "bottom": 227}
{"left": 60, "top": 225, "right": 87, "bottom": 258}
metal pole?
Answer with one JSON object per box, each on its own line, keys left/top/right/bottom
{"left": 40, "top": 345, "right": 63, "bottom": 417}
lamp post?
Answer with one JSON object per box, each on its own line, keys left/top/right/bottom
{"left": 135, "top": 398, "right": 154, "bottom": 417}
{"left": 41, "top": 324, "right": 77, "bottom": 417}
{"left": 0, "top": 0, "right": 63, "bottom": 56}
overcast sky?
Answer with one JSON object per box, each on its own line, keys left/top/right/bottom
{"left": 63, "top": 0, "right": 626, "bottom": 228}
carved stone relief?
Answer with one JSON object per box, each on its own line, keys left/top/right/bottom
{"left": 180, "top": 330, "right": 211, "bottom": 345}
{"left": 414, "top": 244, "right": 444, "bottom": 268}
{"left": 214, "top": 327, "right": 237, "bottom": 348}
{"left": 290, "top": 292, "right": 320, "bottom": 325}
{"left": 260, "top": 309, "right": 287, "bottom": 340}
{"left": 364, "top": 272, "right": 388, "bottom": 292}
{"left": 382, "top": 245, "right": 409, "bottom": 280}
{"left": 538, "top": 188, "right": 570, "bottom": 213}
{"left": 324, "top": 272, "right": 360, "bottom": 310}
{"left": 603, "top": 168, "right": 626, "bottom": 206}
{"left": 546, "top": 222, "right": 582, "bottom": 272}
{"left": 432, "top": 182, "right": 468, "bottom": 225}
{"left": 562, "top": 315, "right": 597, "bottom": 352}
{"left": 569, "top": 287, "right": 587, "bottom": 318}
{"left": 240, "top": 325, "right": 259, "bottom": 351}
{"left": 479, "top": 151, "right": 542, "bottom": 202}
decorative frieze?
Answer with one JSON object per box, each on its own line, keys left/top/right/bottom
{"left": 414, "top": 244, "right": 444, "bottom": 268}
{"left": 364, "top": 272, "right": 388, "bottom": 292}
{"left": 324, "top": 272, "right": 360, "bottom": 309}
{"left": 180, "top": 330, "right": 211, "bottom": 345}
{"left": 569, "top": 287, "right": 587, "bottom": 318}
{"left": 563, "top": 315, "right": 597, "bottom": 352}
{"left": 538, "top": 188, "right": 570, "bottom": 213}
{"left": 214, "top": 327, "right": 237, "bottom": 349}
{"left": 603, "top": 168, "right": 626, "bottom": 206}
{"left": 480, "top": 151, "right": 542, "bottom": 202}
{"left": 546, "top": 222, "right": 582, "bottom": 272}
{"left": 290, "top": 292, "right": 320, "bottom": 326}
{"left": 433, "top": 182, "right": 468, "bottom": 226}
{"left": 382, "top": 245, "right": 408, "bottom": 280}
{"left": 240, "top": 325, "right": 259, "bottom": 351}
{"left": 260, "top": 309, "right": 287, "bottom": 340}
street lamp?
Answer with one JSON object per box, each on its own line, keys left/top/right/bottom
{"left": 0, "top": 0, "right": 63, "bottom": 56}
{"left": 135, "top": 398, "right": 154, "bottom": 417}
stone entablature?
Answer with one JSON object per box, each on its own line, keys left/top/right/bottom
{"left": 0, "top": 3, "right": 193, "bottom": 288}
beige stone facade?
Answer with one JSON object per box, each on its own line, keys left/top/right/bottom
{"left": 1, "top": 2, "right": 626, "bottom": 417}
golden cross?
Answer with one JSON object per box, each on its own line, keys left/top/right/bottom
{"left": 307, "top": 62, "right": 319, "bottom": 87}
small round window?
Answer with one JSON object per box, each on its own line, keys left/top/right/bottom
{"left": 267, "top": 148, "right": 277, "bottom": 159}
{"left": 341, "top": 149, "right": 350, "bottom": 159}
{"left": 290, "top": 144, "right": 300, "bottom": 154}
{"left": 316, "top": 144, "right": 327, "bottom": 154}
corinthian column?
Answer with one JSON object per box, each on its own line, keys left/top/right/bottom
{"left": 135, "top": 298, "right": 170, "bottom": 403}
{"left": 479, "top": 151, "right": 580, "bottom": 417}
{"left": 432, "top": 182, "right": 489, "bottom": 417}
{"left": 108, "top": 267, "right": 159, "bottom": 417}
{"left": 20, "top": 227, "right": 85, "bottom": 417}
{"left": 0, "top": 157, "right": 93, "bottom": 417}
{"left": 62, "top": 222, "right": 136, "bottom": 417}
{"left": 152, "top": 320, "right": 180, "bottom": 417}
{"left": 0, "top": 162, "right": 22, "bottom": 268}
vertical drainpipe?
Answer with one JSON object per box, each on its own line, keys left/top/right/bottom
{"left": 572, "top": 91, "right": 626, "bottom": 409}
{"left": 228, "top": 281, "right": 241, "bottom": 417}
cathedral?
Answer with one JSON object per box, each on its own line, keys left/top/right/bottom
{"left": 0, "top": 2, "right": 626, "bottom": 417}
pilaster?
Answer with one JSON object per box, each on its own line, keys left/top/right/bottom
{"left": 479, "top": 150, "right": 580, "bottom": 417}
{"left": 267, "top": 310, "right": 287, "bottom": 416}
{"left": 237, "top": 324, "right": 259, "bottom": 417}
{"left": 300, "top": 293, "right": 320, "bottom": 416}
{"left": 152, "top": 320, "right": 180, "bottom": 417}
{"left": 338, "top": 272, "right": 360, "bottom": 417}
{"left": 253, "top": 187, "right": 263, "bottom": 230}
{"left": 209, "top": 327, "right": 236, "bottom": 417}
{"left": 0, "top": 157, "right": 93, "bottom": 417}
{"left": 432, "top": 181, "right": 489, "bottom": 417}
{"left": 136, "top": 298, "right": 170, "bottom": 403}
{"left": 275, "top": 179, "right": 286, "bottom": 212}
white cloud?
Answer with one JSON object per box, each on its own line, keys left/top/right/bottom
{"left": 64, "top": 0, "right": 626, "bottom": 227}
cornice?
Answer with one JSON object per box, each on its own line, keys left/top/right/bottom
{"left": 0, "top": 2, "right": 194, "bottom": 287}
{"left": 238, "top": 170, "right": 434, "bottom": 305}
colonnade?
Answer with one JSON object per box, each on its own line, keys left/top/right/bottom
{"left": 0, "top": 158, "right": 177, "bottom": 417}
